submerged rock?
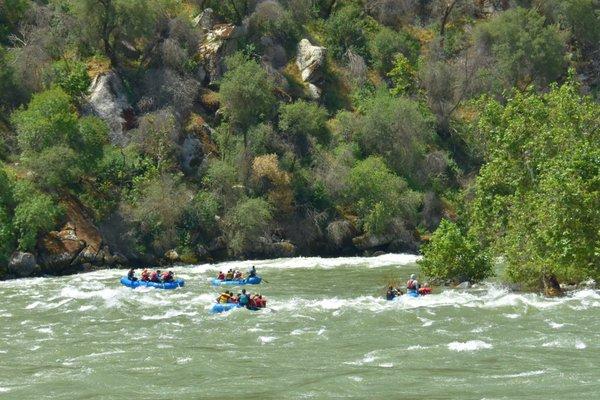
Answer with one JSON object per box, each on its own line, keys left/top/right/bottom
{"left": 456, "top": 281, "right": 471, "bottom": 289}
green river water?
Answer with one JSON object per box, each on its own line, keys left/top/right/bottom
{"left": 1, "top": 254, "right": 599, "bottom": 399}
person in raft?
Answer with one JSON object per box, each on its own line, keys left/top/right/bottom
{"left": 249, "top": 293, "right": 267, "bottom": 309}
{"left": 161, "top": 270, "right": 174, "bottom": 283}
{"left": 149, "top": 270, "right": 162, "bottom": 283}
{"left": 217, "top": 271, "right": 225, "bottom": 280}
{"left": 140, "top": 268, "right": 150, "bottom": 281}
{"left": 217, "top": 291, "right": 232, "bottom": 304}
{"left": 234, "top": 270, "right": 243, "bottom": 279}
{"left": 127, "top": 268, "right": 138, "bottom": 281}
{"left": 407, "top": 274, "right": 420, "bottom": 293}
{"left": 248, "top": 265, "right": 257, "bottom": 278}
{"left": 225, "top": 269, "right": 234, "bottom": 281}
{"left": 238, "top": 289, "right": 250, "bottom": 307}
{"left": 386, "top": 286, "right": 403, "bottom": 300}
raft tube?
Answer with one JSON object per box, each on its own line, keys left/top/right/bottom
{"left": 210, "top": 303, "right": 262, "bottom": 314}
{"left": 120, "top": 277, "right": 185, "bottom": 290}
{"left": 210, "top": 276, "right": 262, "bottom": 286}
{"left": 389, "top": 288, "right": 432, "bottom": 300}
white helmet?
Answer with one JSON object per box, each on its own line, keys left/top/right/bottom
{"left": 410, "top": 274, "right": 416, "bottom": 279}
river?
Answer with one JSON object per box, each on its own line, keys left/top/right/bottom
{"left": 1, "top": 254, "right": 598, "bottom": 399}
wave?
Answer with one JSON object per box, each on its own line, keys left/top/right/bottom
{"left": 447, "top": 340, "right": 493, "bottom": 352}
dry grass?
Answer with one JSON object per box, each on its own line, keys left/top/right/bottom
{"left": 86, "top": 55, "right": 112, "bottom": 79}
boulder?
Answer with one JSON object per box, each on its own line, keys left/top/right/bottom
{"left": 307, "top": 83, "right": 321, "bottom": 100}
{"left": 542, "top": 274, "right": 564, "bottom": 297}
{"left": 181, "top": 135, "right": 203, "bottom": 175}
{"left": 8, "top": 252, "right": 37, "bottom": 278}
{"left": 296, "top": 39, "right": 326, "bottom": 83}
{"left": 256, "top": 237, "right": 297, "bottom": 258}
{"left": 86, "top": 71, "right": 134, "bottom": 145}
{"left": 165, "top": 249, "right": 180, "bottom": 262}
{"left": 456, "top": 281, "right": 471, "bottom": 289}
{"left": 352, "top": 233, "right": 395, "bottom": 251}
{"left": 578, "top": 278, "right": 596, "bottom": 290}
{"left": 38, "top": 224, "right": 86, "bottom": 273}
{"left": 193, "top": 8, "right": 214, "bottom": 31}
{"left": 326, "top": 220, "right": 355, "bottom": 248}
{"left": 197, "top": 24, "right": 244, "bottom": 85}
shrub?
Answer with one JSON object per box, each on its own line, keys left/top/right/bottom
{"left": 369, "top": 27, "right": 419, "bottom": 74}
{"left": 12, "top": 181, "right": 63, "bottom": 252}
{"left": 325, "top": 4, "right": 368, "bottom": 59}
{"left": 418, "top": 219, "right": 492, "bottom": 283}
{"left": 46, "top": 60, "right": 90, "bottom": 97}
{"left": 223, "top": 197, "right": 273, "bottom": 256}
{"left": 346, "top": 156, "right": 419, "bottom": 235}
{"left": 220, "top": 53, "right": 277, "bottom": 142}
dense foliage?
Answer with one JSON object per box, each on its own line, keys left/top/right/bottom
{"left": 0, "top": 0, "right": 598, "bottom": 287}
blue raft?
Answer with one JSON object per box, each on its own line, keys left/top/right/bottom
{"left": 210, "top": 276, "right": 262, "bottom": 286}
{"left": 210, "top": 303, "right": 261, "bottom": 314}
{"left": 120, "top": 277, "right": 185, "bottom": 290}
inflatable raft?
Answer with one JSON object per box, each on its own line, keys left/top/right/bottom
{"left": 389, "top": 287, "right": 432, "bottom": 300}
{"left": 210, "top": 303, "right": 263, "bottom": 314}
{"left": 120, "top": 277, "right": 185, "bottom": 289}
{"left": 210, "top": 276, "right": 262, "bottom": 286}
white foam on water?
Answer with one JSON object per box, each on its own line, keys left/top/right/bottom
{"left": 258, "top": 336, "right": 277, "bottom": 344}
{"left": 575, "top": 341, "right": 587, "bottom": 349}
{"left": 542, "top": 339, "right": 587, "bottom": 349}
{"left": 447, "top": 340, "right": 492, "bottom": 352}
{"left": 489, "top": 370, "right": 546, "bottom": 379}
{"left": 141, "top": 309, "right": 197, "bottom": 321}
{"left": 176, "top": 357, "right": 192, "bottom": 364}
{"left": 503, "top": 313, "right": 521, "bottom": 319}
{"left": 349, "top": 376, "right": 363, "bottom": 382}
{"left": 190, "top": 253, "right": 420, "bottom": 274}
{"left": 545, "top": 320, "right": 566, "bottom": 329}
{"left": 378, "top": 363, "right": 394, "bottom": 368}
{"left": 0, "top": 387, "right": 10, "bottom": 393}
{"left": 406, "top": 345, "right": 430, "bottom": 350}
{"left": 36, "top": 327, "right": 53, "bottom": 335}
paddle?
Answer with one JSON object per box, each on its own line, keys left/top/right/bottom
{"left": 261, "top": 277, "right": 270, "bottom": 284}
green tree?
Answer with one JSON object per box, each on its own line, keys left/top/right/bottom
{"left": 223, "top": 197, "right": 273, "bottom": 256}
{"left": 0, "top": 166, "right": 15, "bottom": 266}
{"left": 220, "top": 53, "right": 277, "bottom": 147}
{"left": 325, "top": 4, "right": 368, "bottom": 59}
{"left": 279, "top": 100, "right": 329, "bottom": 157}
{"left": 369, "top": 27, "right": 419, "bottom": 75}
{"left": 470, "top": 79, "right": 600, "bottom": 287}
{"left": 45, "top": 60, "right": 91, "bottom": 98}
{"left": 355, "top": 90, "right": 435, "bottom": 185}
{"left": 12, "top": 88, "right": 78, "bottom": 154}
{"left": 474, "top": 7, "right": 568, "bottom": 89}
{"left": 346, "top": 156, "right": 420, "bottom": 235}
{"left": 12, "top": 181, "right": 63, "bottom": 252}
{"left": 419, "top": 219, "right": 492, "bottom": 283}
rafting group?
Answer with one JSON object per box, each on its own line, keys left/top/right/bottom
{"left": 386, "top": 274, "right": 432, "bottom": 300}
{"left": 215, "top": 266, "right": 257, "bottom": 281}
{"left": 216, "top": 288, "right": 267, "bottom": 310}
{"left": 127, "top": 268, "right": 176, "bottom": 283}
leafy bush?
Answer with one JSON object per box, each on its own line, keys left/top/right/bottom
{"left": 346, "top": 156, "right": 419, "bottom": 235}
{"left": 12, "top": 181, "right": 63, "bottom": 252}
{"left": 325, "top": 4, "right": 368, "bottom": 59}
{"left": 220, "top": 53, "right": 277, "bottom": 141}
{"left": 470, "top": 79, "right": 600, "bottom": 286}
{"left": 369, "top": 27, "right": 419, "bottom": 74}
{"left": 46, "top": 60, "right": 90, "bottom": 97}
{"left": 224, "top": 197, "right": 273, "bottom": 256}
{"left": 418, "top": 219, "right": 492, "bottom": 283}
{"left": 474, "top": 7, "right": 568, "bottom": 89}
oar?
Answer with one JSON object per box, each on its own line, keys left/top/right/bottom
{"left": 262, "top": 278, "right": 270, "bottom": 284}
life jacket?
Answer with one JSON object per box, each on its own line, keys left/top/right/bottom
{"left": 418, "top": 287, "right": 432, "bottom": 295}
{"left": 141, "top": 270, "right": 149, "bottom": 280}
{"left": 217, "top": 273, "right": 225, "bottom": 280}
{"left": 407, "top": 279, "right": 417, "bottom": 290}
{"left": 239, "top": 294, "right": 249, "bottom": 306}
{"left": 225, "top": 272, "right": 234, "bottom": 280}
{"left": 234, "top": 272, "right": 242, "bottom": 279}
{"left": 150, "top": 272, "right": 159, "bottom": 282}
{"left": 218, "top": 293, "right": 231, "bottom": 304}
{"left": 257, "top": 298, "right": 266, "bottom": 308}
